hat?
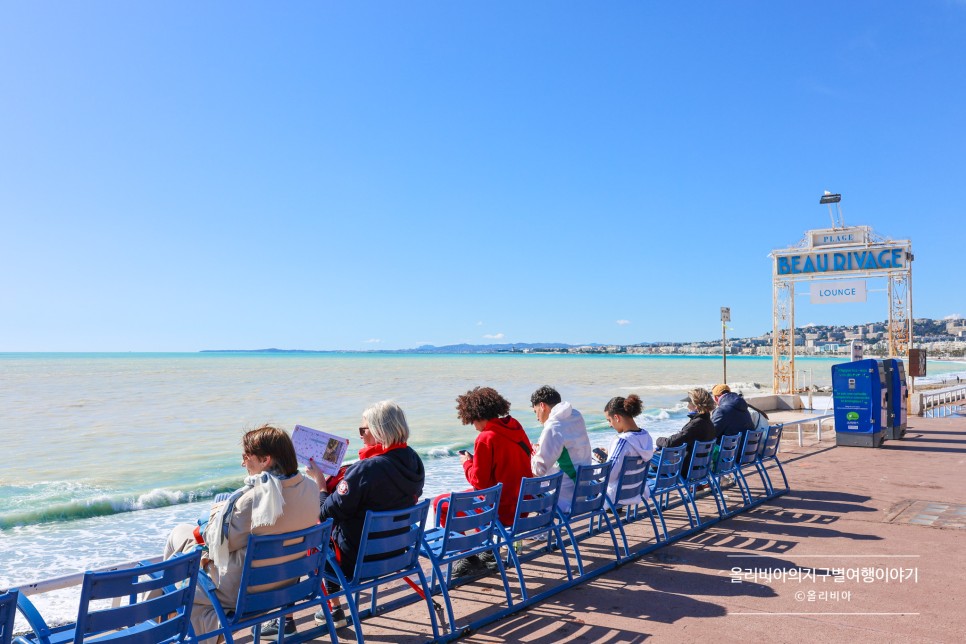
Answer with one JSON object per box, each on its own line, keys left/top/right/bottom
{"left": 711, "top": 384, "right": 731, "bottom": 397}
{"left": 680, "top": 396, "right": 691, "bottom": 403}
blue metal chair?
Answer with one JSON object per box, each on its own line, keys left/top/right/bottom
{"left": 711, "top": 433, "right": 745, "bottom": 515}
{"left": 1, "top": 589, "right": 18, "bottom": 644}
{"left": 420, "top": 484, "right": 513, "bottom": 635}
{"left": 494, "top": 472, "right": 573, "bottom": 602}
{"left": 195, "top": 520, "right": 337, "bottom": 644}
{"left": 679, "top": 439, "right": 726, "bottom": 524}
{"left": 646, "top": 445, "right": 693, "bottom": 540}
{"left": 733, "top": 428, "right": 766, "bottom": 504}
{"left": 323, "top": 500, "right": 441, "bottom": 644}
{"left": 557, "top": 462, "right": 623, "bottom": 573}
{"left": 14, "top": 550, "right": 202, "bottom": 644}
{"left": 601, "top": 455, "right": 661, "bottom": 553}
{"left": 755, "top": 424, "right": 789, "bottom": 496}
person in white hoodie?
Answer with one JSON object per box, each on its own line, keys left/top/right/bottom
{"left": 530, "top": 385, "right": 592, "bottom": 512}
{"left": 594, "top": 394, "right": 655, "bottom": 505}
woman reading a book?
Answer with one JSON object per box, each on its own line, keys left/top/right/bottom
{"left": 303, "top": 400, "right": 425, "bottom": 631}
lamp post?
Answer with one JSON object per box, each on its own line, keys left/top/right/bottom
{"left": 720, "top": 307, "right": 730, "bottom": 384}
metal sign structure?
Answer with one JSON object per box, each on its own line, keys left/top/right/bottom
{"left": 769, "top": 198, "right": 913, "bottom": 394}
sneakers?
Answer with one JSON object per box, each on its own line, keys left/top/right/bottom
{"left": 315, "top": 606, "right": 348, "bottom": 629}
{"left": 256, "top": 616, "right": 296, "bottom": 637}
{"left": 451, "top": 555, "right": 488, "bottom": 578}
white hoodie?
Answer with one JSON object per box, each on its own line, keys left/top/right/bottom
{"left": 531, "top": 401, "right": 592, "bottom": 512}
{"left": 604, "top": 428, "right": 655, "bottom": 504}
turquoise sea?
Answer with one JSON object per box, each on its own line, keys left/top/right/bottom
{"left": 1, "top": 352, "right": 961, "bottom": 625}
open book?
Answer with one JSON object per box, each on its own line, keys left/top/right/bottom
{"left": 292, "top": 424, "right": 350, "bottom": 476}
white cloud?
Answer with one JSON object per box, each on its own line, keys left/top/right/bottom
{"left": 363, "top": 338, "right": 381, "bottom": 344}
{"left": 943, "top": 313, "right": 962, "bottom": 320}
{"left": 616, "top": 319, "right": 631, "bottom": 326}
{"left": 476, "top": 321, "right": 484, "bottom": 326}
{"left": 482, "top": 333, "right": 505, "bottom": 340}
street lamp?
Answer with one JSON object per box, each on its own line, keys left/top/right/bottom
{"left": 720, "top": 307, "right": 730, "bottom": 384}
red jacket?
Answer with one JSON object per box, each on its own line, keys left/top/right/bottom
{"left": 463, "top": 416, "right": 534, "bottom": 526}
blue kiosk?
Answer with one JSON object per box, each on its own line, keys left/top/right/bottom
{"left": 832, "top": 359, "right": 886, "bottom": 447}
{"left": 879, "top": 358, "right": 908, "bottom": 439}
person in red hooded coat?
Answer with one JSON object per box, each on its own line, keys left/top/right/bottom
{"left": 436, "top": 386, "right": 534, "bottom": 577}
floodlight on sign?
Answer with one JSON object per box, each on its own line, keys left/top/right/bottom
{"left": 819, "top": 193, "right": 842, "bottom": 204}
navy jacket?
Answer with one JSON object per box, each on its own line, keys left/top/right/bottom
{"left": 319, "top": 445, "right": 425, "bottom": 578}
{"left": 657, "top": 411, "right": 716, "bottom": 474}
{"left": 711, "top": 392, "right": 755, "bottom": 440}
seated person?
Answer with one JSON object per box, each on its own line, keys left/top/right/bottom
{"left": 162, "top": 425, "right": 320, "bottom": 643}
{"left": 437, "top": 387, "right": 533, "bottom": 576}
{"left": 657, "top": 388, "right": 717, "bottom": 475}
{"left": 530, "top": 385, "right": 592, "bottom": 512}
{"left": 305, "top": 400, "right": 425, "bottom": 629}
{"left": 710, "top": 383, "right": 755, "bottom": 441}
{"left": 596, "top": 394, "right": 655, "bottom": 504}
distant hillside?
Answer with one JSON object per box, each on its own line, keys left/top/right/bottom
{"left": 200, "top": 342, "right": 582, "bottom": 355}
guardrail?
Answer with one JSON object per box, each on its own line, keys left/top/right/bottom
{"left": 918, "top": 385, "right": 966, "bottom": 417}
{"left": 780, "top": 413, "right": 835, "bottom": 446}
{"left": 16, "top": 556, "right": 163, "bottom": 597}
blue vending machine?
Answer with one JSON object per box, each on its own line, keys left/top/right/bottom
{"left": 879, "top": 358, "right": 908, "bottom": 439}
{"left": 832, "top": 359, "right": 886, "bottom": 447}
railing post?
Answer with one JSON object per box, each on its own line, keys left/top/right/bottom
{"left": 798, "top": 422, "right": 803, "bottom": 447}
{"left": 817, "top": 418, "right": 823, "bottom": 442}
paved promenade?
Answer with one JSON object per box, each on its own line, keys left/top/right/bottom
{"left": 275, "top": 412, "right": 965, "bottom": 643}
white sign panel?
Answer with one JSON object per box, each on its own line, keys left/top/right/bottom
{"left": 810, "top": 227, "right": 869, "bottom": 248}
{"left": 810, "top": 280, "right": 867, "bottom": 304}
{"left": 851, "top": 340, "right": 863, "bottom": 361}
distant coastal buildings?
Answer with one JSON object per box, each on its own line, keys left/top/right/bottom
{"left": 516, "top": 318, "right": 966, "bottom": 358}
{"left": 203, "top": 318, "right": 966, "bottom": 358}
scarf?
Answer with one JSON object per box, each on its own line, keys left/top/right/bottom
{"left": 204, "top": 471, "right": 289, "bottom": 576}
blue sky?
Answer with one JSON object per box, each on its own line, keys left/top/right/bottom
{"left": 2, "top": 1, "right": 964, "bottom": 351}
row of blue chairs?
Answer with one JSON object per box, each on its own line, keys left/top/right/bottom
{"left": 4, "top": 424, "right": 789, "bottom": 644}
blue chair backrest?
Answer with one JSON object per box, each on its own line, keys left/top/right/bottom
{"left": 614, "top": 455, "right": 648, "bottom": 505}
{"left": 436, "top": 484, "right": 503, "bottom": 554}
{"left": 566, "top": 462, "right": 612, "bottom": 517}
{"left": 352, "top": 500, "right": 430, "bottom": 583}
{"left": 716, "top": 434, "right": 741, "bottom": 473}
{"left": 76, "top": 549, "right": 202, "bottom": 644}
{"left": 0, "top": 589, "right": 17, "bottom": 644}
{"left": 682, "top": 440, "right": 716, "bottom": 484}
{"left": 738, "top": 429, "right": 765, "bottom": 466}
{"left": 759, "top": 424, "right": 783, "bottom": 458}
{"left": 508, "top": 472, "right": 564, "bottom": 536}
{"left": 233, "top": 520, "right": 334, "bottom": 622}
{"left": 651, "top": 445, "right": 686, "bottom": 491}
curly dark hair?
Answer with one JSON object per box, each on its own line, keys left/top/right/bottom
{"left": 456, "top": 386, "right": 511, "bottom": 425}
{"left": 529, "top": 385, "right": 561, "bottom": 408}
{"left": 604, "top": 394, "right": 643, "bottom": 419}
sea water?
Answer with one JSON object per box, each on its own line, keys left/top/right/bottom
{"left": 1, "top": 352, "right": 961, "bottom": 625}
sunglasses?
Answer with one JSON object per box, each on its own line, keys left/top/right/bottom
{"left": 358, "top": 426, "right": 369, "bottom": 437}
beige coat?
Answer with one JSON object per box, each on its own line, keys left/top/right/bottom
{"left": 165, "top": 472, "right": 320, "bottom": 642}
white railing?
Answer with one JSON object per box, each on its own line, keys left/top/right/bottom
{"left": 918, "top": 385, "right": 966, "bottom": 417}
{"left": 779, "top": 414, "right": 835, "bottom": 446}
{"left": 16, "top": 556, "right": 163, "bottom": 596}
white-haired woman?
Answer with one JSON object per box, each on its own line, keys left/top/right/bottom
{"left": 304, "top": 400, "right": 425, "bottom": 629}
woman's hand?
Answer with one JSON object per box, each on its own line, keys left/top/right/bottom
{"left": 306, "top": 457, "right": 328, "bottom": 488}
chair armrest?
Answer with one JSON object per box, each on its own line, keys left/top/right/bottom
{"left": 16, "top": 593, "right": 52, "bottom": 644}
{"left": 196, "top": 570, "right": 218, "bottom": 597}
